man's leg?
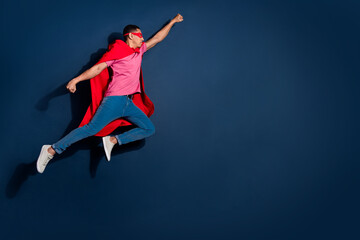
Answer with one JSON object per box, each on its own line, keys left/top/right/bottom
{"left": 51, "top": 96, "right": 127, "bottom": 155}
{"left": 114, "top": 99, "right": 155, "bottom": 145}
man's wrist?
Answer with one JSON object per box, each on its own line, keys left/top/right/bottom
{"left": 73, "top": 77, "right": 81, "bottom": 83}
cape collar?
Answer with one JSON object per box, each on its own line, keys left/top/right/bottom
{"left": 131, "top": 47, "right": 141, "bottom": 53}
{"left": 122, "top": 40, "right": 141, "bottom": 53}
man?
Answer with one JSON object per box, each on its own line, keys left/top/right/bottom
{"left": 36, "top": 13, "right": 184, "bottom": 174}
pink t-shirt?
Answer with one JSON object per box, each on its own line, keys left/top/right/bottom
{"left": 104, "top": 42, "right": 147, "bottom": 96}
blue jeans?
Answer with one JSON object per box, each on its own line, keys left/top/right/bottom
{"left": 52, "top": 95, "right": 155, "bottom": 154}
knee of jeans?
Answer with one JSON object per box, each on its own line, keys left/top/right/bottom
{"left": 146, "top": 124, "right": 155, "bottom": 136}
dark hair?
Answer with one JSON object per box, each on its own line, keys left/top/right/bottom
{"left": 123, "top": 24, "right": 140, "bottom": 41}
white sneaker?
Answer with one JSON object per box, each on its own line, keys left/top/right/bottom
{"left": 102, "top": 136, "right": 115, "bottom": 161}
{"left": 36, "top": 145, "right": 54, "bottom": 173}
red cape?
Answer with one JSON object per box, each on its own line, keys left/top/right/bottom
{"left": 78, "top": 40, "right": 154, "bottom": 137}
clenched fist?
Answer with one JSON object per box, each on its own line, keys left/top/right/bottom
{"left": 66, "top": 79, "right": 77, "bottom": 93}
{"left": 172, "top": 13, "right": 184, "bottom": 23}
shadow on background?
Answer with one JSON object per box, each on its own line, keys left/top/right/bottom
{"left": 6, "top": 138, "right": 146, "bottom": 199}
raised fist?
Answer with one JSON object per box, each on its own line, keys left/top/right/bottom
{"left": 172, "top": 13, "right": 184, "bottom": 23}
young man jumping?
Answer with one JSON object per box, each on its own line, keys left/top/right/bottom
{"left": 36, "top": 13, "right": 184, "bottom": 174}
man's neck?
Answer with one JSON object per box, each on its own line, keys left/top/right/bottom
{"left": 126, "top": 40, "right": 137, "bottom": 49}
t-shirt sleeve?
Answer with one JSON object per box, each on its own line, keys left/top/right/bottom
{"left": 105, "top": 60, "right": 115, "bottom": 67}
{"left": 140, "top": 42, "right": 147, "bottom": 55}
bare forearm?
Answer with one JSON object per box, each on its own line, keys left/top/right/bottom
{"left": 67, "top": 62, "right": 107, "bottom": 93}
{"left": 153, "top": 20, "right": 176, "bottom": 42}
{"left": 74, "top": 65, "right": 103, "bottom": 83}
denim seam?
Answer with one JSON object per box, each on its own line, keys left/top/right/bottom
{"left": 122, "top": 98, "right": 130, "bottom": 116}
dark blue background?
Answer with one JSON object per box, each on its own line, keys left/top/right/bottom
{"left": 1, "top": 0, "right": 359, "bottom": 239}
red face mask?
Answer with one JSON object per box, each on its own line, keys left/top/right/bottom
{"left": 123, "top": 32, "right": 143, "bottom": 38}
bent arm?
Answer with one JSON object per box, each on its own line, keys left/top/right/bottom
{"left": 66, "top": 61, "right": 109, "bottom": 93}
{"left": 73, "top": 62, "right": 108, "bottom": 83}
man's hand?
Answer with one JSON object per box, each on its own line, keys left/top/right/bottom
{"left": 172, "top": 13, "right": 183, "bottom": 23}
{"left": 66, "top": 79, "right": 77, "bottom": 93}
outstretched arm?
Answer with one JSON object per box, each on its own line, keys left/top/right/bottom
{"left": 145, "top": 13, "right": 184, "bottom": 51}
{"left": 66, "top": 62, "right": 108, "bottom": 93}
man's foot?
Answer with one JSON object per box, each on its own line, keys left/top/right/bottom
{"left": 102, "top": 136, "right": 116, "bottom": 161}
{"left": 36, "top": 145, "right": 55, "bottom": 174}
